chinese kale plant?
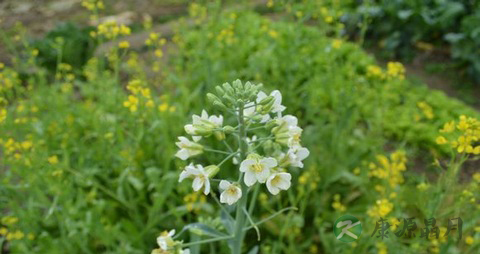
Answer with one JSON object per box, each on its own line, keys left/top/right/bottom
{"left": 151, "top": 80, "right": 309, "bottom": 254}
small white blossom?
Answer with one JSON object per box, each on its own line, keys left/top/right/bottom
{"left": 287, "top": 126, "right": 303, "bottom": 148}
{"left": 243, "top": 102, "right": 256, "bottom": 118}
{"left": 266, "top": 172, "right": 291, "bottom": 195}
{"left": 279, "top": 146, "right": 310, "bottom": 168}
{"left": 277, "top": 115, "right": 298, "bottom": 128}
{"left": 288, "top": 147, "right": 310, "bottom": 168}
{"left": 272, "top": 115, "right": 304, "bottom": 148}
{"left": 179, "top": 164, "right": 211, "bottom": 195}
{"left": 256, "top": 90, "right": 286, "bottom": 113}
{"left": 219, "top": 180, "right": 242, "bottom": 205}
{"left": 184, "top": 110, "right": 223, "bottom": 141}
{"left": 175, "top": 136, "right": 203, "bottom": 160}
{"left": 157, "top": 229, "right": 176, "bottom": 250}
{"left": 239, "top": 157, "right": 277, "bottom": 186}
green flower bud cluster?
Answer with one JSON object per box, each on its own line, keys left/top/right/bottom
{"left": 207, "top": 79, "right": 263, "bottom": 109}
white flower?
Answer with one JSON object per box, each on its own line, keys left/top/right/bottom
{"left": 287, "top": 126, "right": 303, "bottom": 148}
{"left": 179, "top": 164, "right": 211, "bottom": 195}
{"left": 288, "top": 147, "right": 310, "bottom": 168}
{"left": 256, "top": 90, "right": 286, "bottom": 113}
{"left": 243, "top": 91, "right": 286, "bottom": 122}
{"left": 266, "top": 172, "right": 291, "bottom": 195}
{"left": 239, "top": 157, "right": 277, "bottom": 186}
{"left": 219, "top": 180, "right": 242, "bottom": 205}
{"left": 272, "top": 115, "right": 304, "bottom": 148}
{"left": 277, "top": 115, "right": 298, "bottom": 128}
{"left": 157, "top": 229, "right": 176, "bottom": 250}
{"left": 243, "top": 102, "right": 256, "bottom": 117}
{"left": 181, "top": 249, "right": 191, "bottom": 254}
{"left": 175, "top": 136, "right": 203, "bottom": 160}
{"left": 279, "top": 146, "right": 310, "bottom": 168}
{"left": 184, "top": 110, "right": 223, "bottom": 141}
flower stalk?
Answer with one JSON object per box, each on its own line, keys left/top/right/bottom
{"left": 232, "top": 101, "right": 248, "bottom": 254}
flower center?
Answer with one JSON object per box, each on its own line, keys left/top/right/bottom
{"left": 271, "top": 175, "right": 281, "bottom": 185}
{"left": 292, "top": 134, "right": 301, "bottom": 142}
{"left": 251, "top": 163, "right": 264, "bottom": 172}
{"left": 227, "top": 187, "right": 237, "bottom": 195}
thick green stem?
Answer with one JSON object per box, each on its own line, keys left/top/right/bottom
{"left": 232, "top": 102, "right": 249, "bottom": 254}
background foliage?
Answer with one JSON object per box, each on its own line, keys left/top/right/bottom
{"left": 0, "top": 1, "right": 479, "bottom": 254}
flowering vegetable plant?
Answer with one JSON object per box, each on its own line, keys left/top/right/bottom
{"left": 152, "top": 80, "right": 309, "bottom": 254}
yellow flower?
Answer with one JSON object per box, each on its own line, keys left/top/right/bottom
{"left": 1, "top": 216, "right": 18, "bottom": 225}
{"left": 0, "top": 108, "right": 6, "bottom": 123}
{"left": 368, "top": 199, "right": 394, "bottom": 218}
{"left": 376, "top": 242, "right": 388, "bottom": 254}
{"left": 158, "top": 103, "right": 169, "bottom": 112}
{"left": 154, "top": 49, "right": 163, "bottom": 58}
{"left": 353, "top": 167, "right": 360, "bottom": 175}
{"left": 268, "top": 30, "right": 278, "bottom": 38}
{"left": 456, "top": 136, "right": 472, "bottom": 153}
{"left": 417, "top": 183, "right": 430, "bottom": 191}
{"left": 417, "top": 101, "right": 434, "bottom": 119}
{"left": 140, "top": 88, "right": 151, "bottom": 99}
{"left": 146, "top": 100, "right": 154, "bottom": 108}
{"left": 473, "top": 173, "right": 480, "bottom": 182}
{"left": 440, "top": 121, "right": 455, "bottom": 133}
{"left": 118, "top": 41, "right": 130, "bottom": 49}
{"left": 465, "top": 236, "right": 474, "bottom": 245}
{"left": 366, "top": 65, "right": 384, "bottom": 79}
{"left": 21, "top": 140, "right": 33, "bottom": 150}
{"left": 386, "top": 62, "right": 405, "bottom": 80}
{"left": 48, "top": 155, "right": 59, "bottom": 165}
{"left": 332, "top": 39, "right": 342, "bottom": 49}
{"left": 123, "top": 95, "right": 139, "bottom": 112}
{"left": 436, "top": 136, "right": 448, "bottom": 145}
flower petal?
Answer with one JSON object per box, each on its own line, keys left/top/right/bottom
{"left": 239, "top": 159, "right": 255, "bottom": 172}
{"left": 203, "top": 177, "right": 210, "bottom": 195}
{"left": 261, "top": 157, "right": 278, "bottom": 168}
{"left": 244, "top": 171, "right": 257, "bottom": 186}
{"left": 175, "top": 149, "right": 189, "bottom": 160}
{"left": 256, "top": 168, "right": 271, "bottom": 183}
{"left": 192, "top": 177, "right": 203, "bottom": 191}
{"left": 219, "top": 180, "right": 230, "bottom": 190}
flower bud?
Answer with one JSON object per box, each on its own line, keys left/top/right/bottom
{"left": 232, "top": 79, "right": 243, "bottom": 92}
{"left": 223, "top": 125, "right": 235, "bottom": 134}
{"left": 205, "top": 165, "right": 220, "bottom": 178}
{"left": 207, "top": 93, "right": 220, "bottom": 105}
{"left": 244, "top": 81, "right": 253, "bottom": 93}
{"left": 215, "top": 86, "right": 225, "bottom": 96}
{"left": 222, "top": 82, "right": 235, "bottom": 96}
{"left": 258, "top": 95, "right": 274, "bottom": 106}
{"left": 213, "top": 101, "right": 228, "bottom": 111}
{"left": 259, "top": 98, "right": 275, "bottom": 114}
{"left": 214, "top": 131, "right": 226, "bottom": 141}
{"left": 222, "top": 94, "right": 236, "bottom": 105}
{"left": 193, "top": 126, "right": 213, "bottom": 136}
{"left": 265, "top": 119, "right": 277, "bottom": 130}
{"left": 251, "top": 114, "right": 264, "bottom": 122}
{"left": 246, "top": 153, "right": 261, "bottom": 160}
